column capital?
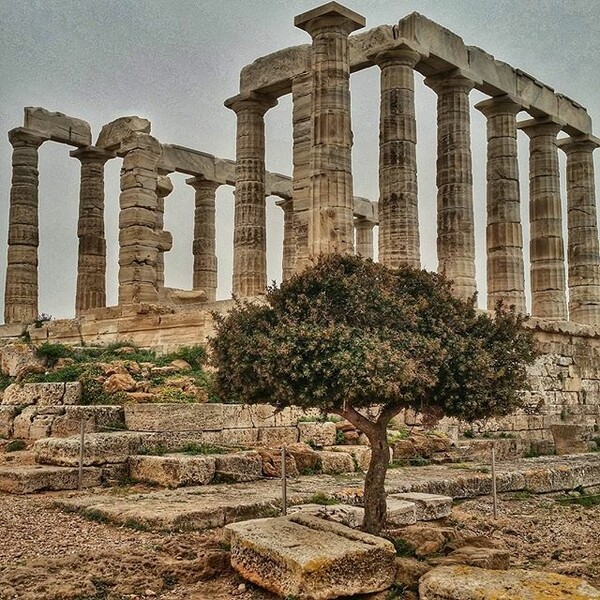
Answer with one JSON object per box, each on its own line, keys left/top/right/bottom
{"left": 156, "top": 174, "right": 174, "bottom": 199}
{"left": 224, "top": 91, "right": 277, "bottom": 116}
{"left": 424, "top": 68, "right": 480, "bottom": 94}
{"left": 558, "top": 133, "right": 600, "bottom": 154}
{"left": 367, "top": 42, "right": 423, "bottom": 69}
{"left": 475, "top": 94, "right": 525, "bottom": 118}
{"left": 70, "top": 145, "right": 116, "bottom": 164}
{"left": 186, "top": 176, "right": 220, "bottom": 193}
{"left": 354, "top": 216, "right": 376, "bottom": 228}
{"left": 517, "top": 116, "right": 564, "bottom": 137}
{"left": 8, "top": 127, "right": 47, "bottom": 148}
{"left": 294, "top": 2, "right": 365, "bottom": 37}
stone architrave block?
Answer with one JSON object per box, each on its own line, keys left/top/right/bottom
{"left": 419, "top": 566, "right": 600, "bottom": 600}
{"left": 2, "top": 382, "right": 81, "bottom": 407}
{"left": 128, "top": 455, "right": 216, "bottom": 488}
{"left": 319, "top": 451, "right": 355, "bottom": 475}
{"left": 298, "top": 422, "right": 337, "bottom": 447}
{"left": 24, "top": 107, "right": 92, "bottom": 147}
{"left": 214, "top": 452, "right": 262, "bottom": 483}
{"left": 96, "top": 116, "right": 151, "bottom": 151}
{"left": 288, "top": 503, "right": 365, "bottom": 529}
{"left": 226, "top": 514, "right": 396, "bottom": 599}
{"left": 34, "top": 432, "right": 142, "bottom": 466}
{"left": 258, "top": 426, "right": 299, "bottom": 446}
{"left": 386, "top": 498, "right": 417, "bottom": 526}
{"left": 123, "top": 403, "right": 224, "bottom": 432}
{"left": 0, "top": 406, "right": 19, "bottom": 438}
{"left": 390, "top": 493, "right": 452, "bottom": 521}
{"left": 1, "top": 342, "right": 45, "bottom": 377}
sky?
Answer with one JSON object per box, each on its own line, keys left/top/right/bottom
{"left": 0, "top": 0, "right": 599, "bottom": 319}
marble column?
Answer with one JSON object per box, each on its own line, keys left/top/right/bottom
{"left": 155, "top": 173, "right": 174, "bottom": 292}
{"left": 277, "top": 198, "right": 296, "bottom": 281}
{"left": 224, "top": 92, "right": 277, "bottom": 297}
{"left": 355, "top": 218, "right": 375, "bottom": 259}
{"left": 370, "top": 44, "right": 421, "bottom": 268}
{"left": 518, "top": 118, "right": 567, "bottom": 319}
{"left": 559, "top": 135, "right": 600, "bottom": 325}
{"left": 291, "top": 71, "right": 312, "bottom": 273}
{"left": 118, "top": 132, "right": 162, "bottom": 306}
{"left": 188, "top": 177, "right": 219, "bottom": 302}
{"left": 295, "top": 4, "right": 365, "bottom": 257}
{"left": 475, "top": 95, "right": 526, "bottom": 313}
{"left": 70, "top": 146, "right": 114, "bottom": 314}
{"left": 425, "top": 70, "right": 477, "bottom": 301}
{"left": 5, "top": 128, "right": 46, "bottom": 324}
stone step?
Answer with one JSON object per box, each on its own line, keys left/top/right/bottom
{"left": 389, "top": 492, "right": 453, "bottom": 521}
{"left": 0, "top": 464, "right": 102, "bottom": 494}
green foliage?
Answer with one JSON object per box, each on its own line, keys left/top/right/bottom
{"left": 387, "top": 427, "right": 410, "bottom": 444}
{"left": 0, "top": 372, "right": 12, "bottom": 391}
{"left": 556, "top": 493, "right": 600, "bottom": 508}
{"left": 389, "top": 537, "right": 416, "bottom": 558}
{"left": 306, "top": 492, "right": 338, "bottom": 505}
{"left": 35, "top": 342, "right": 73, "bottom": 366}
{"left": 334, "top": 429, "right": 346, "bottom": 445}
{"left": 163, "top": 344, "right": 207, "bottom": 369}
{"left": 463, "top": 429, "right": 476, "bottom": 438}
{"left": 5, "top": 439, "right": 26, "bottom": 452}
{"left": 211, "top": 255, "right": 537, "bottom": 422}
{"left": 138, "top": 446, "right": 168, "bottom": 456}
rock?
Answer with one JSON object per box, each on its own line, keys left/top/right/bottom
{"left": 14, "top": 363, "right": 47, "bottom": 382}
{"left": 170, "top": 359, "right": 192, "bottom": 371}
{"left": 394, "top": 525, "right": 458, "bottom": 558}
{"left": 53, "top": 357, "right": 75, "bottom": 370}
{"left": 393, "top": 439, "right": 417, "bottom": 459}
{"left": 394, "top": 557, "right": 430, "bottom": 591}
{"left": 150, "top": 366, "right": 179, "bottom": 376}
{"left": 285, "top": 443, "right": 320, "bottom": 475}
{"left": 389, "top": 493, "right": 452, "bottom": 521}
{"left": 386, "top": 498, "right": 417, "bottom": 526}
{"left": 551, "top": 424, "right": 589, "bottom": 455}
{"left": 1, "top": 343, "right": 45, "bottom": 377}
{"left": 103, "top": 373, "right": 137, "bottom": 393}
{"left": 0, "top": 406, "right": 18, "bottom": 438}
{"left": 430, "top": 546, "right": 510, "bottom": 570}
{"left": 214, "top": 452, "right": 262, "bottom": 483}
{"left": 125, "top": 392, "right": 157, "bottom": 403}
{"left": 419, "top": 566, "right": 600, "bottom": 599}
{"left": 96, "top": 116, "right": 151, "bottom": 151}
{"left": 24, "top": 106, "right": 92, "bottom": 146}
{"left": 129, "top": 454, "right": 216, "bottom": 487}
{"left": 50, "top": 406, "right": 125, "bottom": 437}
{"left": 258, "top": 448, "right": 299, "bottom": 478}
{"left": 99, "top": 361, "right": 129, "bottom": 376}
{"left": 298, "top": 421, "right": 337, "bottom": 447}
{"left": 289, "top": 503, "right": 365, "bottom": 528}
{"left": 124, "top": 403, "right": 224, "bottom": 431}
{"left": 258, "top": 426, "right": 299, "bottom": 445}
{"left": 226, "top": 514, "right": 396, "bottom": 599}
{"left": 320, "top": 450, "right": 355, "bottom": 474}
{"left": 335, "top": 421, "right": 355, "bottom": 433}
{"left": 2, "top": 382, "right": 81, "bottom": 406}
{"left": 343, "top": 430, "right": 360, "bottom": 444}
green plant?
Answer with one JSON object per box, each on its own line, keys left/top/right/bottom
{"left": 138, "top": 445, "right": 168, "bottom": 456}
{"left": 463, "top": 429, "right": 475, "bottom": 438}
{"left": 163, "top": 344, "right": 208, "bottom": 369}
{"left": 508, "top": 491, "right": 532, "bottom": 500}
{"left": 0, "top": 372, "right": 12, "bottom": 391}
{"left": 35, "top": 342, "right": 74, "bottom": 365}
{"left": 210, "top": 254, "right": 537, "bottom": 534}
{"left": 306, "top": 492, "right": 338, "bottom": 505}
{"left": 408, "top": 456, "right": 431, "bottom": 467}
{"left": 5, "top": 439, "right": 26, "bottom": 452}
{"left": 556, "top": 493, "right": 600, "bottom": 508}
{"left": 335, "top": 429, "right": 345, "bottom": 445}
{"left": 389, "top": 537, "right": 416, "bottom": 558}
{"left": 387, "top": 427, "right": 410, "bottom": 444}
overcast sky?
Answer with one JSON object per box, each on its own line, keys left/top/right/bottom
{"left": 1, "top": 0, "right": 599, "bottom": 319}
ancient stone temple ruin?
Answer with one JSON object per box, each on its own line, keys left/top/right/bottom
{"left": 2, "top": 2, "right": 600, "bottom": 443}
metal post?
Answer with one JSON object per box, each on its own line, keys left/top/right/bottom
{"left": 491, "top": 440, "right": 498, "bottom": 519}
{"left": 78, "top": 419, "right": 86, "bottom": 490}
{"left": 281, "top": 445, "right": 287, "bottom": 516}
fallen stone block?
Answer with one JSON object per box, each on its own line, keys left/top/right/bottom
{"left": 430, "top": 545, "right": 510, "bottom": 570}
{"left": 386, "top": 497, "right": 417, "bottom": 526}
{"left": 128, "top": 454, "right": 216, "bottom": 488}
{"left": 419, "top": 565, "right": 600, "bottom": 599}
{"left": 214, "top": 452, "right": 262, "bottom": 483}
{"left": 258, "top": 448, "right": 299, "bottom": 478}
{"left": 389, "top": 492, "right": 452, "bottom": 521}
{"left": 226, "top": 514, "right": 396, "bottom": 599}
{"left": 1, "top": 342, "right": 45, "bottom": 377}
{"left": 2, "top": 382, "right": 81, "bottom": 406}
{"left": 289, "top": 503, "right": 364, "bottom": 528}
{"left": 320, "top": 450, "right": 355, "bottom": 474}
{"left": 298, "top": 421, "right": 337, "bottom": 447}
{"left": 0, "top": 464, "right": 102, "bottom": 494}
{"left": 96, "top": 115, "right": 151, "bottom": 151}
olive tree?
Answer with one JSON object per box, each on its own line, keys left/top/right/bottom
{"left": 210, "top": 254, "right": 537, "bottom": 534}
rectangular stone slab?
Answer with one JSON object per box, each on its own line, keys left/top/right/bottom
{"left": 389, "top": 492, "right": 452, "bottom": 521}
{"left": 226, "top": 513, "right": 396, "bottom": 599}
{"left": 387, "top": 498, "right": 417, "bottom": 526}
{"left": 24, "top": 107, "right": 91, "bottom": 147}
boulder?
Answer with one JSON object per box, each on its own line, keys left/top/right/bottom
{"left": 419, "top": 566, "right": 600, "bottom": 599}
{"left": 289, "top": 503, "right": 365, "bottom": 529}
{"left": 551, "top": 424, "right": 589, "bottom": 455}
{"left": 103, "top": 373, "right": 137, "bottom": 393}
{"left": 0, "top": 406, "right": 18, "bottom": 438}
{"left": 394, "top": 525, "right": 459, "bottom": 558}
{"left": 258, "top": 448, "right": 299, "bottom": 478}
{"left": 1, "top": 343, "right": 45, "bottom": 377}
{"left": 285, "top": 443, "right": 320, "bottom": 475}
{"left": 320, "top": 451, "right": 355, "bottom": 474}
{"left": 169, "top": 359, "right": 192, "bottom": 371}
{"left": 386, "top": 498, "right": 417, "bottom": 527}
{"left": 258, "top": 426, "right": 299, "bottom": 445}
{"left": 394, "top": 557, "right": 430, "bottom": 591}
{"left": 226, "top": 514, "right": 396, "bottom": 599}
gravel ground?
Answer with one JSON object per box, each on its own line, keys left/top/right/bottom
{"left": 0, "top": 490, "right": 598, "bottom": 599}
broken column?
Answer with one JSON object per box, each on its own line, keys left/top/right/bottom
{"left": 70, "top": 146, "right": 114, "bottom": 314}
{"left": 475, "top": 95, "right": 526, "bottom": 313}
{"left": 118, "top": 133, "right": 162, "bottom": 305}
{"left": 295, "top": 3, "right": 365, "bottom": 257}
{"left": 519, "top": 118, "right": 567, "bottom": 319}
{"left": 370, "top": 44, "right": 421, "bottom": 268}
{"left": 188, "top": 177, "right": 219, "bottom": 302}
{"left": 225, "top": 92, "right": 277, "bottom": 297}
{"left": 425, "top": 70, "right": 477, "bottom": 301}
{"left": 155, "top": 173, "right": 174, "bottom": 292}
{"left": 4, "top": 128, "right": 47, "bottom": 324}
{"left": 355, "top": 218, "right": 375, "bottom": 259}
{"left": 277, "top": 198, "right": 296, "bottom": 281}
{"left": 559, "top": 135, "right": 600, "bottom": 325}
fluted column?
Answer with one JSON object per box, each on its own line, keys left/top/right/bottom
{"left": 155, "top": 174, "right": 174, "bottom": 292}
{"left": 118, "top": 133, "right": 162, "bottom": 306}
{"left": 188, "top": 177, "right": 219, "bottom": 302}
{"left": 292, "top": 71, "right": 312, "bottom": 273}
{"left": 70, "top": 146, "right": 114, "bottom": 314}
{"left": 518, "top": 118, "right": 567, "bottom": 319}
{"left": 295, "top": 4, "right": 365, "bottom": 257}
{"left": 277, "top": 198, "right": 296, "bottom": 281}
{"left": 425, "top": 70, "right": 477, "bottom": 301}
{"left": 370, "top": 44, "right": 421, "bottom": 268}
{"left": 475, "top": 95, "right": 526, "bottom": 313}
{"left": 224, "top": 92, "right": 277, "bottom": 297}
{"left": 559, "top": 135, "right": 600, "bottom": 324}
{"left": 5, "top": 128, "right": 46, "bottom": 324}
{"left": 355, "top": 219, "right": 375, "bottom": 259}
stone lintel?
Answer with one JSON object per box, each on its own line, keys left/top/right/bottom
{"left": 24, "top": 106, "right": 92, "bottom": 147}
{"left": 474, "top": 94, "right": 527, "bottom": 117}
{"left": 424, "top": 67, "right": 482, "bottom": 92}
{"left": 558, "top": 133, "right": 600, "bottom": 152}
{"left": 186, "top": 176, "right": 220, "bottom": 191}
{"left": 69, "top": 146, "right": 116, "bottom": 163}
{"left": 8, "top": 127, "right": 49, "bottom": 147}
{"left": 294, "top": 2, "right": 366, "bottom": 33}
{"left": 517, "top": 116, "right": 565, "bottom": 136}
{"left": 224, "top": 91, "right": 277, "bottom": 114}
{"left": 366, "top": 40, "right": 425, "bottom": 66}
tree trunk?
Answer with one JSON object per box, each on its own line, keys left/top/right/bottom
{"left": 362, "top": 425, "right": 390, "bottom": 535}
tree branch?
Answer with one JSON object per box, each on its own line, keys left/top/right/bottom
{"left": 331, "top": 405, "right": 377, "bottom": 437}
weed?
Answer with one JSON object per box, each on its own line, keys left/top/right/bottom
{"left": 0, "top": 372, "right": 12, "bottom": 391}
{"left": 123, "top": 518, "right": 150, "bottom": 531}
{"left": 33, "top": 313, "right": 52, "bottom": 328}
{"left": 82, "top": 508, "right": 110, "bottom": 524}
{"left": 162, "top": 344, "right": 207, "bottom": 368}
{"left": 463, "top": 429, "right": 475, "bottom": 438}
{"left": 389, "top": 536, "right": 416, "bottom": 558}
{"left": 306, "top": 492, "right": 338, "bottom": 505}
{"left": 556, "top": 493, "right": 600, "bottom": 508}
{"left": 508, "top": 491, "right": 532, "bottom": 500}
{"left": 335, "top": 429, "right": 346, "bottom": 445}
{"left": 138, "top": 445, "right": 168, "bottom": 456}
{"left": 5, "top": 439, "right": 26, "bottom": 452}
{"left": 408, "top": 456, "right": 431, "bottom": 467}
{"left": 524, "top": 448, "right": 555, "bottom": 458}
{"left": 387, "top": 427, "right": 410, "bottom": 444}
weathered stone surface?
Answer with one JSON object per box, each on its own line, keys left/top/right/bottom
{"left": 24, "top": 106, "right": 91, "bottom": 147}
{"left": 297, "top": 421, "right": 336, "bottom": 447}
{"left": 386, "top": 497, "right": 417, "bottom": 526}
{"left": 0, "top": 406, "right": 18, "bottom": 438}
{"left": 258, "top": 448, "right": 299, "bottom": 478}
{"left": 289, "top": 503, "right": 364, "bottom": 528}
{"left": 2, "top": 382, "right": 81, "bottom": 406}
{"left": 124, "top": 403, "right": 224, "bottom": 432}
{"left": 285, "top": 443, "right": 320, "bottom": 475}
{"left": 419, "top": 566, "right": 600, "bottom": 600}
{"left": 51, "top": 405, "right": 125, "bottom": 437}
{"left": 390, "top": 492, "right": 452, "bottom": 521}
{"left": 34, "top": 432, "right": 141, "bottom": 466}
{"left": 258, "top": 426, "right": 299, "bottom": 446}
{"left": 319, "top": 451, "right": 355, "bottom": 474}
{"left": 395, "top": 525, "right": 459, "bottom": 558}
{"left": 103, "top": 373, "right": 136, "bottom": 393}
{"left": 551, "top": 424, "right": 589, "bottom": 455}
{"left": 1, "top": 342, "right": 45, "bottom": 377}
{"left": 0, "top": 464, "right": 102, "bottom": 494}
{"left": 96, "top": 116, "right": 151, "bottom": 151}
{"left": 129, "top": 454, "right": 216, "bottom": 488}
{"left": 214, "top": 452, "right": 262, "bottom": 483}
{"left": 226, "top": 514, "right": 395, "bottom": 599}
{"left": 430, "top": 546, "right": 510, "bottom": 570}
{"left": 394, "top": 557, "right": 430, "bottom": 592}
